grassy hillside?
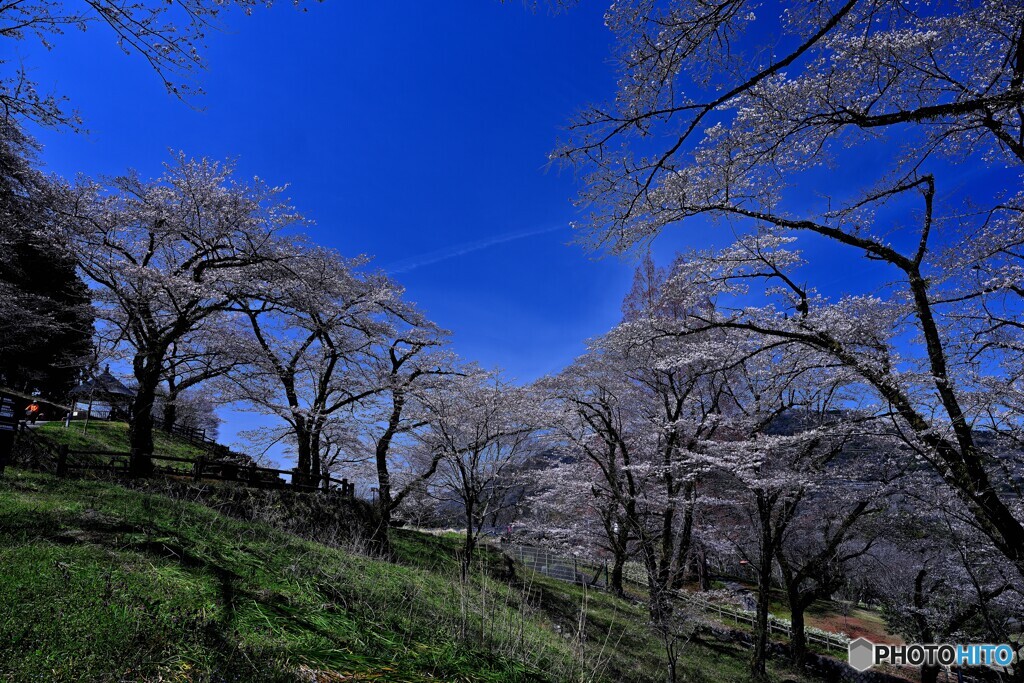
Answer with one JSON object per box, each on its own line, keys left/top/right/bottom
{"left": 35, "top": 421, "right": 210, "bottom": 461}
{"left": 0, "top": 469, "right": 822, "bottom": 682}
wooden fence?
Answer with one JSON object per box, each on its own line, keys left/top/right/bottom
{"left": 167, "top": 423, "right": 214, "bottom": 448}
{"left": 52, "top": 444, "right": 357, "bottom": 497}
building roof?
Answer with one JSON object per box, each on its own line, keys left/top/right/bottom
{"left": 68, "top": 366, "right": 134, "bottom": 398}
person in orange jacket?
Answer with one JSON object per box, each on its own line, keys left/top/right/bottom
{"left": 25, "top": 402, "right": 40, "bottom": 424}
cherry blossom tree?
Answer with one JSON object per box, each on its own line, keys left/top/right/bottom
{"left": 772, "top": 433, "right": 894, "bottom": 668}
{"left": 525, "top": 456, "right": 622, "bottom": 575}
{"left": 603, "top": 319, "right": 729, "bottom": 593}
{"left": 691, "top": 345, "right": 865, "bottom": 681}
{"left": 533, "top": 253, "right": 728, "bottom": 598}
{"left": 64, "top": 153, "right": 302, "bottom": 472}
{"left": 348, "top": 316, "right": 463, "bottom": 554}
{"left": 226, "top": 247, "right": 396, "bottom": 487}
{"left": 558, "top": 0, "right": 1024, "bottom": 582}
{"left": 871, "top": 480, "right": 1024, "bottom": 683}
{"left": 420, "top": 372, "right": 537, "bottom": 575}
{"left": 536, "top": 350, "right": 648, "bottom": 596}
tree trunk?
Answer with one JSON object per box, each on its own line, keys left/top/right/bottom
{"left": 292, "top": 419, "right": 320, "bottom": 488}
{"left": 639, "top": 534, "right": 671, "bottom": 623}
{"left": 372, "top": 444, "right": 395, "bottom": 558}
{"left": 657, "top": 502, "right": 676, "bottom": 591}
{"left": 295, "top": 436, "right": 312, "bottom": 486}
{"left": 751, "top": 495, "right": 775, "bottom": 682}
{"left": 307, "top": 420, "right": 324, "bottom": 489}
{"left": 462, "top": 503, "right": 475, "bottom": 581}
{"left": 920, "top": 663, "right": 940, "bottom": 683}
{"left": 696, "top": 548, "right": 710, "bottom": 591}
{"left": 687, "top": 546, "right": 711, "bottom": 591}
{"left": 371, "top": 501, "right": 392, "bottom": 558}
{"left": 751, "top": 554, "right": 772, "bottom": 682}
{"left": 129, "top": 355, "right": 161, "bottom": 475}
{"left": 370, "top": 390, "right": 405, "bottom": 559}
{"left": 789, "top": 592, "right": 808, "bottom": 668}
{"left": 161, "top": 399, "right": 177, "bottom": 433}
{"left": 608, "top": 517, "right": 630, "bottom": 595}
{"left": 671, "top": 489, "right": 695, "bottom": 589}
{"left": 610, "top": 552, "right": 626, "bottom": 596}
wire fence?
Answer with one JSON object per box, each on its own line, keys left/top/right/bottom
{"left": 505, "top": 544, "right": 610, "bottom": 588}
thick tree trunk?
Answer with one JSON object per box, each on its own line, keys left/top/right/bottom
{"left": 789, "top": 593, "right": 808, "bottom": 668}
{"left": 639, "top": 534, "right": 671, "bottom": 622}
{"left": 696, "top": 549, "right": 710, "bottom": 591}
{"left": 371, "top": 502, "right": 393, "bottom": 558}
{"left": 670, "top": 489, "right": 695, "bottom": 589}
{"left": 294, "top": 430, "right": 313, "bottom": 487}
{"left": 310, "top": 425, "right": 324, "bottom": 489}
{"left": 369, "top": 390, "right": 405, "bottom": 559}
{"left": 610, "top": 554, "right": 625, "bottom": 595}
{"left": 129, "top": 353, "right": 163, "bottom": 476}
{"left": 609, "top": 517, "right": 630, "bottom": 595}
{"left": 685, "top": 544, "right": 711, "bottom": 591}
{"left": 920, "top": 664, "right": 940, "bottom": 683}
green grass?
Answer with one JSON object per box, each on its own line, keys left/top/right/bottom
{"left": 35, "top": 420, "right": 210, "bottom": 462}
{"left": 0, "top": 469, "right": 825, "bottom": 682}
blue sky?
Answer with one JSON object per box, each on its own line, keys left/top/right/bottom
{"left": 9, "top": 1, "right": 1011, "bottom": 455}
{"left": 14, "top": 2, "right": 626, "bottom": 374}
{"left": 10, "top": 2, "right": 719, "bottom": 450}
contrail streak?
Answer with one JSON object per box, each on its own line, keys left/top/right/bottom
{"left": 382, "top": 225, "right": 567, "bottom": 274}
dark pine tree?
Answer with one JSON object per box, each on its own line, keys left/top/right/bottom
{"left": 0, "top": 120, "right": 93, "bottom": 399}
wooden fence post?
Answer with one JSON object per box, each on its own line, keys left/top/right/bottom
{"left": 128, "top": 448, "right": 139, "bottom": 478}
{"left": 193, "top": 455, "right": 204, "bottom": 482}
{"left": 56, "top": 445, "right": 68, "bottom": 477}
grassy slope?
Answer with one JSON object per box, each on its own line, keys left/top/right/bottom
{"left": 0, "top": 469, "right": 823, "bottom": 683}
{"left": 35, "top": 421, "right": 210, "bottom": 462}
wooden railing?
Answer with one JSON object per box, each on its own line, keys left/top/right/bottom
{"left": 167, "top": 423, "right": 212, "bottom": 446}
{"left": 54, "top": 445, "right": 357, "bottom": 497}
